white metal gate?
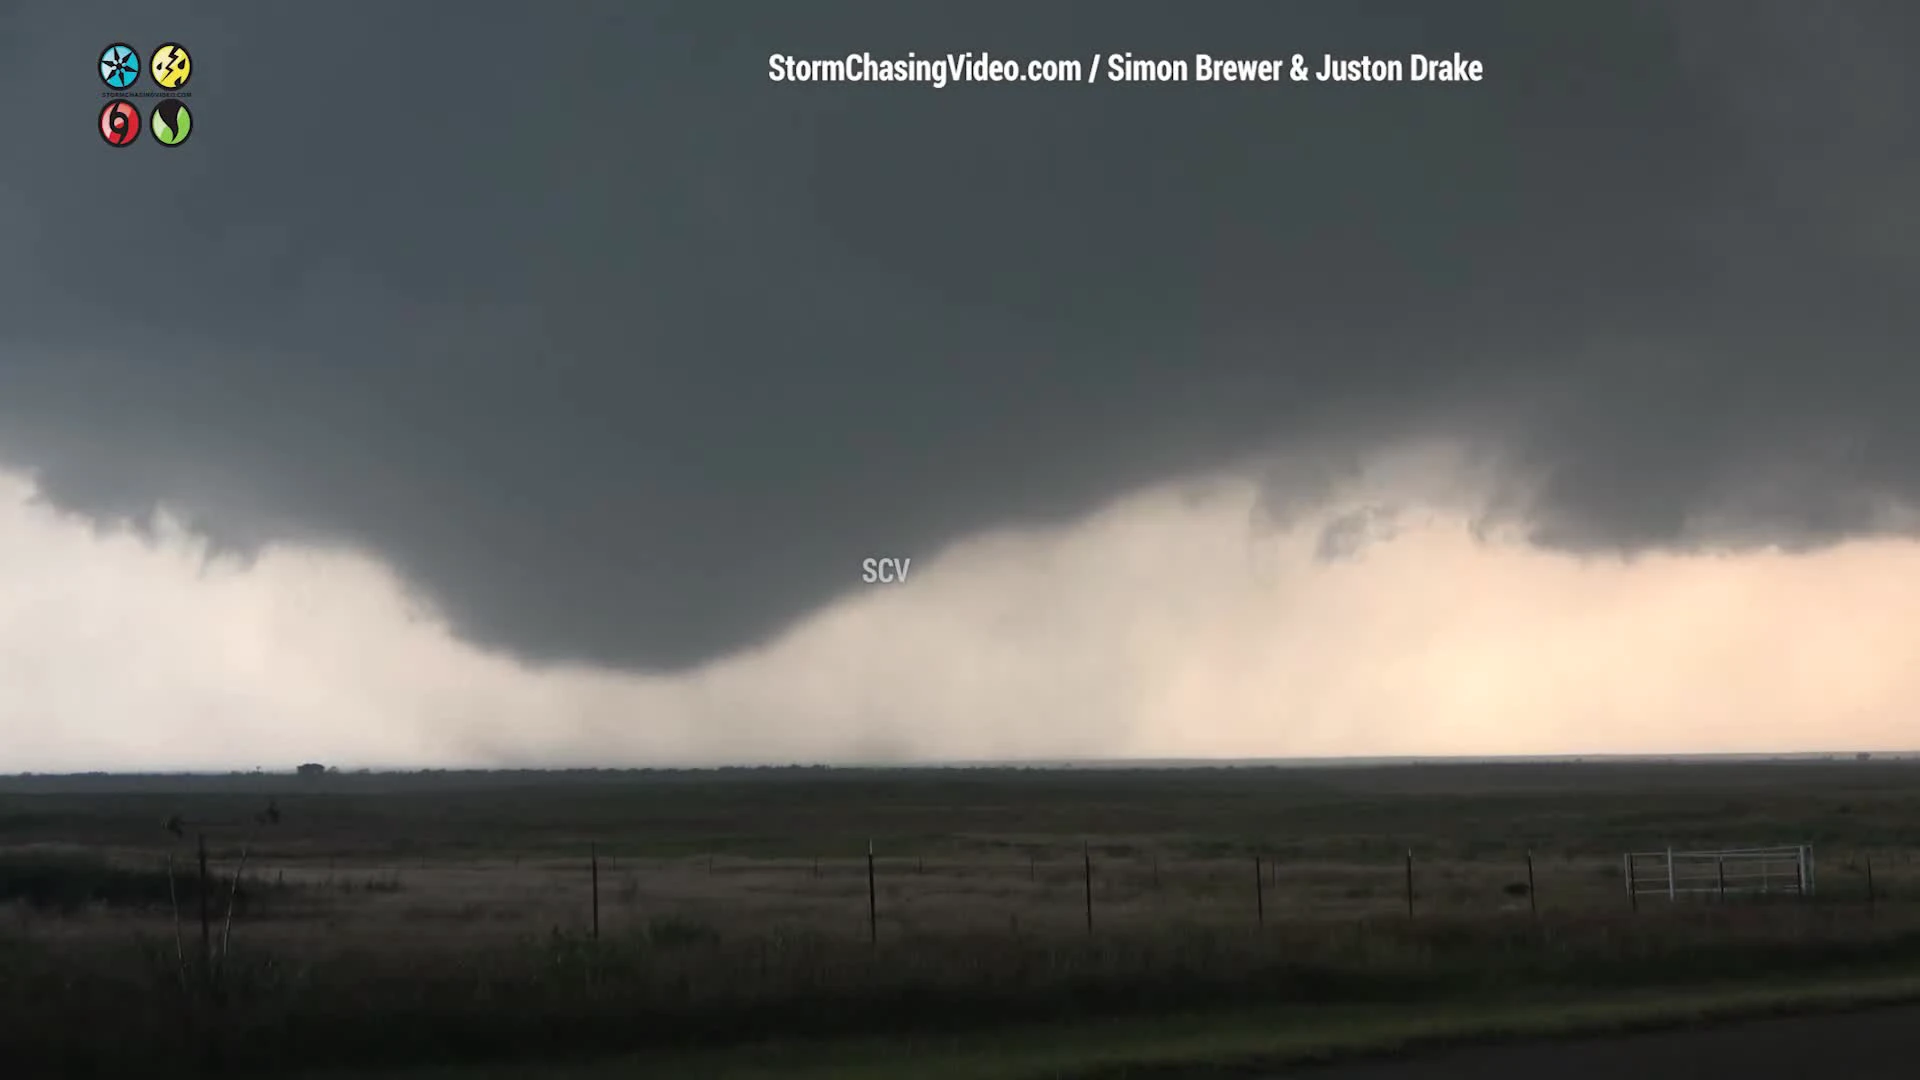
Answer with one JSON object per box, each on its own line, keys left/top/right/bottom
{"left": 1624, "top": 845, "right": 1814, "bottom": 901}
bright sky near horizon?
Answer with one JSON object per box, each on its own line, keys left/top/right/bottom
{"left": 6, "top": 453, "right": 1917, "bottom": 773}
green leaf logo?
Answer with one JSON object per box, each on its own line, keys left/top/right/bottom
{"left": 152, "top": 99, "right": 192, "bottom": 146}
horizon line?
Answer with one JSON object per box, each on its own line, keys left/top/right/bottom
{"left": 13, "top": 749, "right": 1918, "bottom": 778}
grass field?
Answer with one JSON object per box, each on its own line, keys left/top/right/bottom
{"left": 326, "top": 972, "right": 1920, "bottom": 1079}
{"left": 4, "top": 759, "right": 1920, "bottom": 1076}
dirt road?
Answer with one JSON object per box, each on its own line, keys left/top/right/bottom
{"left": 1284, "top": 1005, "right": 1920, "bottom": 1078}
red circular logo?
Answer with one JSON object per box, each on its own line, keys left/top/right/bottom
{"left": 99, "top": 99, "right": 140, "bottom": 147}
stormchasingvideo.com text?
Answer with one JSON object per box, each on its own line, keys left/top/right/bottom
{"left": 769, "top": 52, "right": 1101, "bottom": 89}
{"left": 770, "top": 52, "right": 1490, "bottom": 88}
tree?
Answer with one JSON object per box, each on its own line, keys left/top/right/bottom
{"left": 297, "top": 763, "right": 327, "bottom": 778}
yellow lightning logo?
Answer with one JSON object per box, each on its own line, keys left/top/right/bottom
{"left": 151, "top": 43, "right": 191, "bottom": 89}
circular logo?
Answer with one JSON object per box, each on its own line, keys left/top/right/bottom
{"left": 151, "top": 42, "right": 191, "bottom": 89}
{"left": 99, "top": 99, "right": 141, "bottom": 147}
{"left": 151, "top": 99, "right": 192, "bottom": 146}
{"left": 100, "top": 43, "right": 140, "bottom": 89}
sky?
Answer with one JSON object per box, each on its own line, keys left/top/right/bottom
{"left": 1, "top": 2, "right": 1916, "bottom": 771}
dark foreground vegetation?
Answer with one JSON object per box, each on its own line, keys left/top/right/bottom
{"left": 3, "top": 759, "right": 1919, "bottom": 1076}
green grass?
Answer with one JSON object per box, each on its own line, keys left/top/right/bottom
{"left": 0, "top": 848, "right": 300, "bottom": 915}
{"left": 332, "top": 969, "right": 1920, "bottom": 1079}
{"left": 9, "top": 760, "right": 1920, "bottom": 860}
{"left": 9, "top": 903, "right": 1920, "bottom": 1076}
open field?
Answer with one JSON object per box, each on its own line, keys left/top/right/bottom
{"left": 5, "top": 759, "right": 1920, "bottom": 1076}
{"left": 327, "top": 976, "right": 1920, "bottom": 1079}
{"left": 1294, "top": 999, "right": 1920, "bottom": 1079}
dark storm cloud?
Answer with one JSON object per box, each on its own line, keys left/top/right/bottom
{"left": 1, "top": 1, "right": 1916, "bottom": 671}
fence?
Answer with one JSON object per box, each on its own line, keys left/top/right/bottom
{"left": 1624, "top": 845, "right": 1814, "bottom": 904}
{"left": 121, "top": 833, "right": 1862, "bottom": 964}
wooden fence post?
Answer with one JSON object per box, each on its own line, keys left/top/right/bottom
{"left": 1254, "top": 855, "right": 1265, "bottom": 927}
{"left": 1526, "top": 850, "right": 1537, "bottom": 918}
{"left": 866, "top": 840, "right": 878, "bottom": 945}
{"left": 590, "top": 843, "right": 600, "bottom": 940}
{"left": 1867, "top": 855, "right": 1877, "bottom": 913}
{"left": 1404, "top": 849, "right": 1415, "bottom": 920}
{"left": 1083, "top": 841, "right": 1094, "bottom": 934}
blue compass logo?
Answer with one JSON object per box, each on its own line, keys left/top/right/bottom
{"left": 100, "top": 43, "right": 139, "bottom": 89}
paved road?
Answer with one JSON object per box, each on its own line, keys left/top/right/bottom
{"left": 1281, "top": 1005, "right": 1920, "bottom": 1078}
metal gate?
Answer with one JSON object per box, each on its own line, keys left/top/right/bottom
{"left": 1624, "top": 845, "right": 1814, "bottom": 902}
